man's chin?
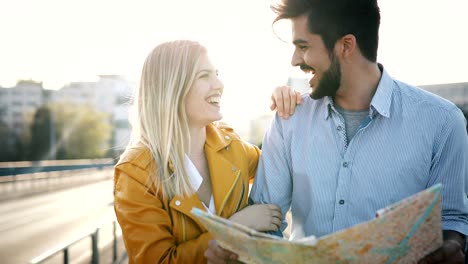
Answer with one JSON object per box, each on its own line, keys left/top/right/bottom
{"left": 309, "top": 88, "right": 326, "bottom": 100}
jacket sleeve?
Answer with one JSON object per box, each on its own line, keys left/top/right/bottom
{"left": 249, "top": 114, "right": 293, "bottom": 231}
{"left": 217, "top": 121, "right": 261, "bottom": 181}
{"left": 246, "top": 143, "right": 261, "bottom": 181}
{"left": 114, "top": 167, "right": 212, "bottom": 264}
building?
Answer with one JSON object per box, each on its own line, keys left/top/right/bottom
{"left": 420, "top": 82, "right": 468, "bottom": 113}
{"left": 0, "top": 81, "right": 45, "bottom": 160}
{"left": 0, "top": 76, "right": 135, "bottom": 161}
{"left": 0, "top": 80, "right": 44, "bottom": 135}
{"left": 50, "top": 75, "right": 135, "bottom": 152}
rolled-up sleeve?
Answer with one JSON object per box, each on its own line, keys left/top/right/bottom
{"left": 428, "top": 107, "right": 468, "bottom": 236}
{"left": 250, "top": 114, "right": 293, "bottom": 231}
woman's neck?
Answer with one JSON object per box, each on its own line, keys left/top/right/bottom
{"left": 188, "top": 126, "right": 207, "bottom": 157}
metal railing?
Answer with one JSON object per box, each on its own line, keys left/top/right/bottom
{"left": 0, "top": 158, "right": 116, "bottom": 177}
{"left": 30, "top": 219, "right": 127, "bottom": 264}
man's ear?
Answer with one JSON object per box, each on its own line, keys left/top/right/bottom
{"left": 335, "top": 34, "right": 356, "bottom": 59}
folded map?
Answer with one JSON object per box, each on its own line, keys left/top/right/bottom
{"left": 192, "top": 184, "right": 442, "bottom": 263}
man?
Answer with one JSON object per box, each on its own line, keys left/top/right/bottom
{"left": 205, "top": 0, "right": 468, "bottom": 263}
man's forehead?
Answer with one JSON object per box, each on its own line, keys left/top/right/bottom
{"left": 291, "top": 16, "right": 310, "bottom": 37}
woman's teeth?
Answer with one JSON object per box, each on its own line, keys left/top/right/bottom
{"left": 207, "top": 96, "right": 221, "bottom": 103}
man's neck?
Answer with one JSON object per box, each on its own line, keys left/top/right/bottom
{"left": 334, "top": 61, "right": 382, "bottom": 111}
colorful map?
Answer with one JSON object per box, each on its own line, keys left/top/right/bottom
{"left": 192, "top": 184, "right": 442, "bottom": 263}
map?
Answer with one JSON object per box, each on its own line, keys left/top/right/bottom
{"left": 192, "top": 184, "right": 442, "bottom": 263}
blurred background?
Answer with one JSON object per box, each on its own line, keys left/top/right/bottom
{"left": 0, "top": 0, "right": 467, "bottom": 263}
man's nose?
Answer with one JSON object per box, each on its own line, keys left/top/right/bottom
{"left": 291, "top": 49, "right": 303, "bottom": 67}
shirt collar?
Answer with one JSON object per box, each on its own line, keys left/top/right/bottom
{"left": 323, "top": 63, "right": 394, "bottom": 120}
{"left": 323, "top": 97, "right": 334, "bottom": 120}
{"left": 184, "top": 155, "right": 203, "bottom": 191}
{"left": 369, "top": 64, "right": 393, "bottom": 118}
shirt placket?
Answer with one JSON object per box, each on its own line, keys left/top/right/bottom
{"left": 330, "top": 110, "right": 353, "bottom": 232}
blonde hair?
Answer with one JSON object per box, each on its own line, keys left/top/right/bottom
{"left": 129, "top": 40, "right": 207, "bottom": 199}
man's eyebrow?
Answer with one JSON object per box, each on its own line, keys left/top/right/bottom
{"left": 293, "top": 39, "right": 308, "bottom": 45}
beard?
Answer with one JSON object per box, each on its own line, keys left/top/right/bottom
{"left": 309, "top": 53, "right": 341, "bottom": 100}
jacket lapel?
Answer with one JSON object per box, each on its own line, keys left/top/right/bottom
{"left": 169, "top": 123, "right": 242, "bottom": 229}
{"left": 206, "top": 144, "right": 241, "bottom": 217}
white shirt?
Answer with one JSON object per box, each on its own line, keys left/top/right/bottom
{"left": 185, "top": 155, "right": 216, "bottom": 214}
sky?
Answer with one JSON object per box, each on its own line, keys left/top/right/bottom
{"left": 1, "top": 0, "right": 467, "bottom": 131}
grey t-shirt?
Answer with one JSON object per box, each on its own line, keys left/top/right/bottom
{"left": 334, "top": 105, "right": 369, "bottom": 143}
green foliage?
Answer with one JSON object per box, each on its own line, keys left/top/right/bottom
{"left": 49, "top": 103, "right": 112, "bottom": 159}
{"left": 29, "top": 106, "right": 53, "bottom": 160}
{"left": 0, "top": 119, "right": 14, "bottom": 161}
{"left": 27, "top": 102, "right": 112, "bottom": 160}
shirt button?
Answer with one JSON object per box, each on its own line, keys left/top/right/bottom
{"left": 342, "top": 161, "right": 348, "bottom": 168}
{"left": 224, "top": 135, "right": 230, "bottom": 140}
{"left": 231, "top": 167, "right": 236, "bottom": 172}
{"left": 175, "top": 200, "right": 181, "bottom": 206}
{"left": 339, "top": 200, "right": 345, "bottom": 205}
{"left": 225, "top": 146, "right": 230, "bottom": 151}
{"left": 337, "top": 126, "right": 343, "bottom": 131}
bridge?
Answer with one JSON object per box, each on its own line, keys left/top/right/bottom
{"left": 0, "top": 159, "right": 127, "bottom": 264}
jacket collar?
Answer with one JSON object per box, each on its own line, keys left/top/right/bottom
{"left": 205, "top": 123, "right": 232, "bottom": 152}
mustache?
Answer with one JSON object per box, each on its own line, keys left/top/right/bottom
{"left": 300, "top": 64, "right": 314, "bottom": 72}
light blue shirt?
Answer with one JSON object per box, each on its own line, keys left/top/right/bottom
{"left": 250, "top": 66, "right": 468, "bottom": 239}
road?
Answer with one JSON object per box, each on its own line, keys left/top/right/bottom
{"left": 0, "top": 179, "right": 118, "bottom": 264}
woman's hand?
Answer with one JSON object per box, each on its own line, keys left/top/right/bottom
{"left": 228, "top": 204, "right": 282, "bottom": 232}
{"left": 270, "top": 86, "right": 302, "bottom": 120}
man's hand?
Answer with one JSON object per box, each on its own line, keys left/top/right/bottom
{"left": 205, "top": 240, "right": 242, "bottom": 264}
{"left": 228, "top": 204, "right": 282, "bottom": 232}
{"left": 270, "top": 86, "right": 302, "bottom": 120}
{"left": 418, "top": 230, "right": 466, "bottom": 264}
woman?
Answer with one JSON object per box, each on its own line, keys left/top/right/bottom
{"left": 114, "top": 40, "right": 299, "bottom": 263}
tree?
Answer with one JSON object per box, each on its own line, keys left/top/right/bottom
{"left": 0, "top": 119, "right": 13, "bottom": 161}
{"left": 29, "top": 106, "right": 53, "bottom": 160}
{"left": 50, "top": 103, "right": 112, "bottom": 159}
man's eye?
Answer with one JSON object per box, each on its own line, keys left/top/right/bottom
{"left": 299, "top": 46, "right": 308, "bottom": 51}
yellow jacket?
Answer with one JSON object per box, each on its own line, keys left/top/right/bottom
{"left": 114, "top": 123, "right": 260, "bottom": 263}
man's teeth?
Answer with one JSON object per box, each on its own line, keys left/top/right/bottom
{"left": 304, "top": 69, "right": 315, "bottom": 75}
{"left": 207, "top": 96, "right": 221, "bottom": 103}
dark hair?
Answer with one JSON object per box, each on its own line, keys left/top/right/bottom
{"left": 272, "top": 0, "right": 380, "bottom": 62}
